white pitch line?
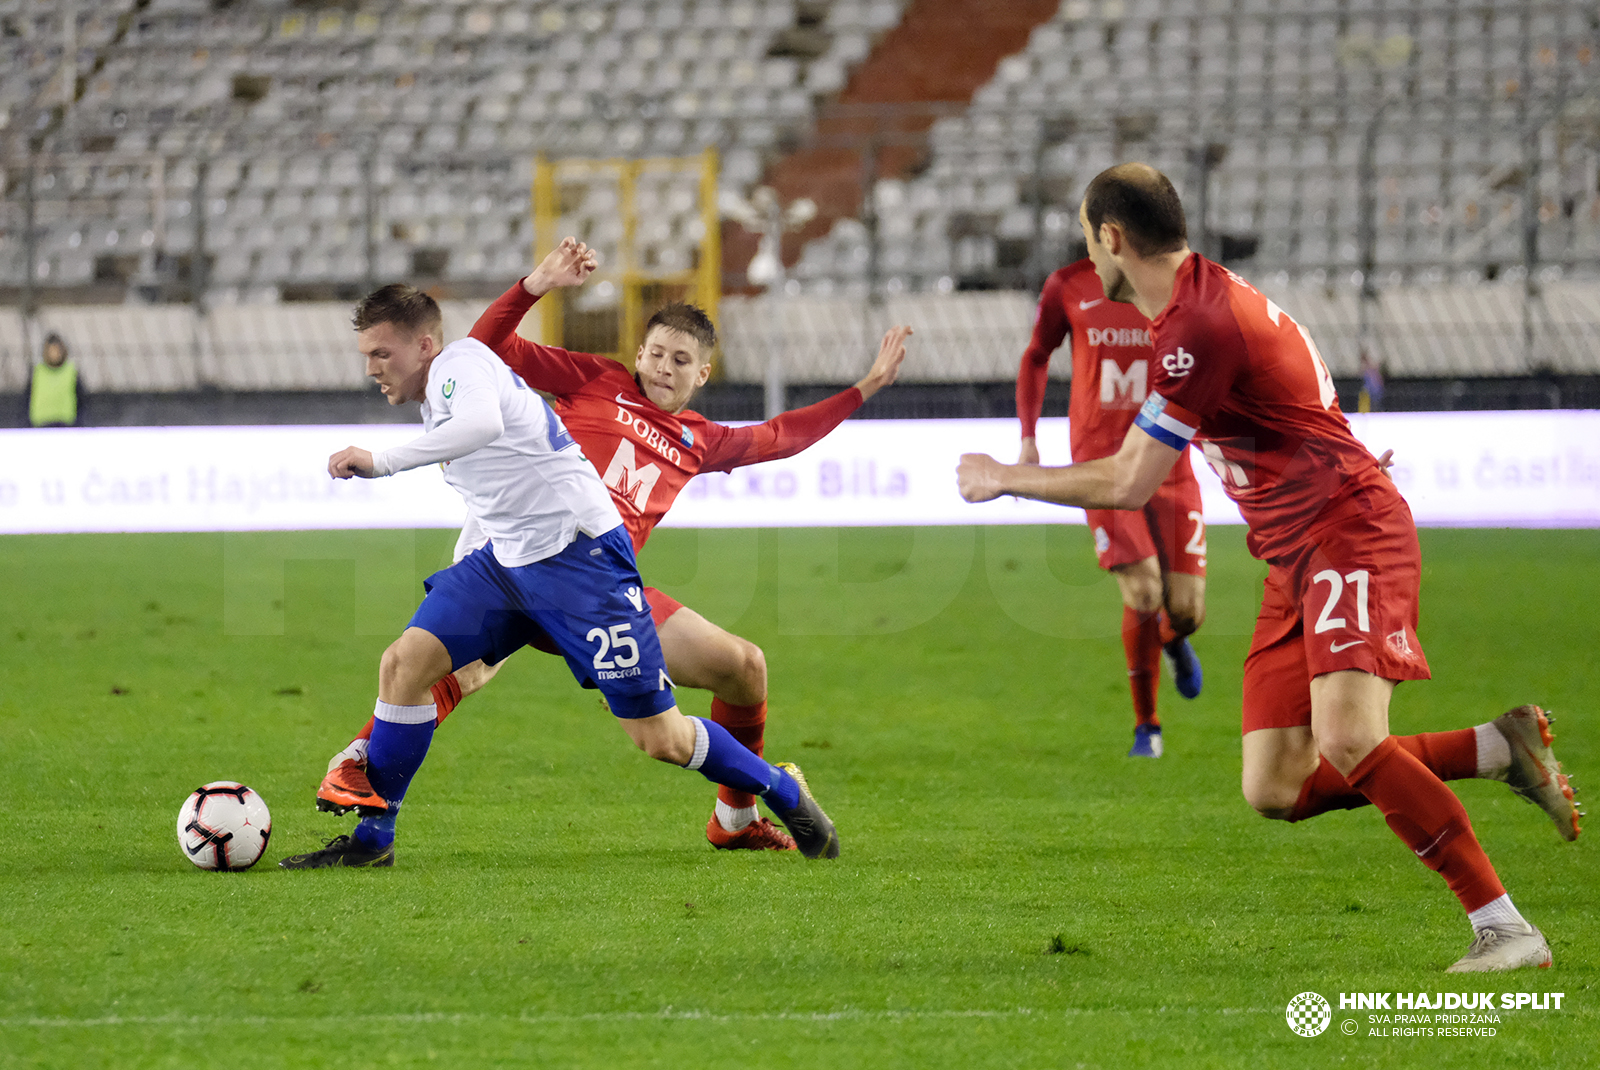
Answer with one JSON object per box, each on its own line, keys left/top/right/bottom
{"left": 1, "top": 1007, "right": 1275, "bottom": 1029}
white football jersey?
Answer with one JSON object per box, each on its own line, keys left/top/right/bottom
{"left": 453, "top": 509, "right": 488, "bottom": 564}
{"left": 373, "top": 338, "right": 621, "bottom": 567}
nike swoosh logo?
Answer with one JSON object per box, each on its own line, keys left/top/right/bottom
{"left": 1412, "top": 825, "right": 1452, "bottom": 859}
{"left": 1078, "top": 299, "right": 1105, "bottom": 310}
{"left": 1329, "top": 640, "right": 1363, "bottom": 653}
{"left": 615, "top": 392, "right": 642, "bottom": 407}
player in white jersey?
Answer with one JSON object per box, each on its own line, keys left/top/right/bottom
{"left": 278, "top": 284, "right": 840, "bottom": 867}
{"left": 368, "top": 334, "right": 618, "bottom": 563}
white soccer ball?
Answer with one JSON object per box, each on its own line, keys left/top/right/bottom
{"left": 176, "top": 782, "right": 272, "bottom": 871}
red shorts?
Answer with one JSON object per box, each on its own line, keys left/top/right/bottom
{"left": 1240, "top": 490, "right": 1432, "bottom": 734}
{"left": 1084, "top": 469, "right": 1207, "bottom": 577}
{"left": 522, "top": 585, "right": 686, "bottom": 657}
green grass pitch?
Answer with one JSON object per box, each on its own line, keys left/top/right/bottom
{"left": 1, "top": 524, "right": 1595, "bottom": 1069}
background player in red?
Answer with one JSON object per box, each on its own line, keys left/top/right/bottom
{"left": 1018, "top": 257, "right": 1206, "bottom": 757}
{"left": 959, "top": 164, "right": 1579, "bottom": 972}
{"left": 321, "top": 238, "right": 912, "bottom": 852}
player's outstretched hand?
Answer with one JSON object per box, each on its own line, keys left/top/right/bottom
{"left": 957, "top": 452, "right": 1008, "bottom": 503}
{"left": 855, "top": 325, "right": 913, "bottom": 400}
{"left": 329, "top": 446, "right": 377, "bottom": 480}
{"left": 1376, "top": 448, "right": 1395, "bottom": 478}
{"left": 523, "top": 236, "right": 599, "bottom": 297}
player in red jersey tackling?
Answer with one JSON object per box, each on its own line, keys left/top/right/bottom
{"left": 960, "top": 164, "right": 1579, "bottom": 972}
{"left": 1018, "top": 258, "right": 1207, "bottom": 757}
{"left": 321, "top": 238, "right": 911, "bottom": 852}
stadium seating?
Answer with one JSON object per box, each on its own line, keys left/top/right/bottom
{"left": 0, "top": 292, "right": 505, "bottom": 395}
{"left": 1, "top": 0, "right": 908, "bottom": 302}
{"left": 787, "top": 0, "right": 1599, "bottom": 296}
{"left": 718, "top": 289, "right": 1037, "bottom": 383}
{"left": 1, "top": 0, "right": 1597, "bottom": 392}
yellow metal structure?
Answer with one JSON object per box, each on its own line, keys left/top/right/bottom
{"left": 531, "top": 147, "right": 721, "bottom": 367}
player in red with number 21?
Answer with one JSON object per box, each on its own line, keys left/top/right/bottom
{"left": 959, "top": 163, "right": 1579, "bottom": 973}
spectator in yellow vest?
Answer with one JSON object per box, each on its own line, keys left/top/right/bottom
{"left": 28, "top": 332, "right": 85, "bottom": 427}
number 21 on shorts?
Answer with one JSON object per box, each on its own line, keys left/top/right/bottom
{"left": 1312, "top": 569, "right": 1370, "bottom": 634}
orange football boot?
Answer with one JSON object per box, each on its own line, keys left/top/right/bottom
{"left": 705, "top": 814, "right": 797, "bottom": 851}
{"left": 1492, "top": 705, "right": 1581, "bottom": 841}
{"left": 316, "top": 759, "right": 389, "bottom": 817}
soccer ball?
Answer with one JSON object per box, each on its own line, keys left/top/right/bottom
{"left": 176, "top": 782, "right": 272, "bottom": 871}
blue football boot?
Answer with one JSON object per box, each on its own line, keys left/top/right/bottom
{"left": 1128, "top": 723, "right": 1164, "bottom": 758}
{"left": 1163, "top": 636, "right": 1203, "bottom": 699}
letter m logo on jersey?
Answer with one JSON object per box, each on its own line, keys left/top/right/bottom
{"left": 1100, "top": 358, "right": 1148, "bottom": 408}
{"left": 603, "top": 439, "right": 661, "bottom": 514}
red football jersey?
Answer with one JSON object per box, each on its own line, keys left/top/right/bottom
{"left": 471, "top": 283, "right": 863, "bottom": 552}
{"left": 1135, "top": 254, "right": 1393, "bottom": 561}
{"left": 1018, "top": 259, "right": 1196, "bottom": 489}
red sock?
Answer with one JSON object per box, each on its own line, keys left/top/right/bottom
{"left": 1290, "top": 756, "right": 1367, "bottom": 821}
{"left": 1122, "top": 606, "right": 1161, "bottom": 728}
{"left": 430, "top": 673, "right": 462, "bottom": 725}
{"left": 1346, "top": 736, "right": 1506, "bottom": 913}
{"left": 1157, "top": 610, "right": 1178, "bottom": 648}
{"left": 709, "top": 698, "right": 767, "bottom": 810}
{"left": 1290, "top": 728, "right": 1479, "bottom": 821}
{"left": 1403, "top": 729, "right": 1478, "bottom": 780}
{"left": 348, "top": 673, "right": 464, "bottom": 748}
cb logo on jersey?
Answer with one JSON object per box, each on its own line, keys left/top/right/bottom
{"left": 1160, "top": 347, "right": 1195, "bottom": 377}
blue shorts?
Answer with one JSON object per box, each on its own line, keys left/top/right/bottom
{"left": 407, "top": 525, "right": 676, "bottom": 720}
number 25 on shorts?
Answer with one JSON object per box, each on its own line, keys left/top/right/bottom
{"left": 587, "top": 623, "right": 640, "bottom": 669}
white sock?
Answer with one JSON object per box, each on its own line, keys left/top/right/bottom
{"left": 716, "top": 800, "right": 758, "bottom": 832}
{"left": 685, "top": 716, "right": 711, "bottom": 771}
{"left": 1467, "top": 893, "right": 1529, "bottom": 934}
{"left": 1475, "top": 722, "right": 1511, "bottom": 779}
{"left": 375, "top": 699, "right": 438, "bottom": 724}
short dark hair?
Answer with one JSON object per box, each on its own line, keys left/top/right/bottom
{"left": 1083, "top": 163, "right": 1188, "bottom": 257}
{"left": 644, "top": 302, "right": 716, "bottom": 357}
{"left": 42, "top": 332, "right": 67, "bottom": 355}
{"left": 352, "top": 283, "right": 443, "bottom": 336}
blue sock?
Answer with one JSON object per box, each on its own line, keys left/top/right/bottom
{"left": 685, "top": 717, "right": 800, "bottom": 811}
{"left": 764, "top": 763, "right": 801, "bottom": 812}
{"left": 353, "top": 699, "right": 436, "bottom": 850}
